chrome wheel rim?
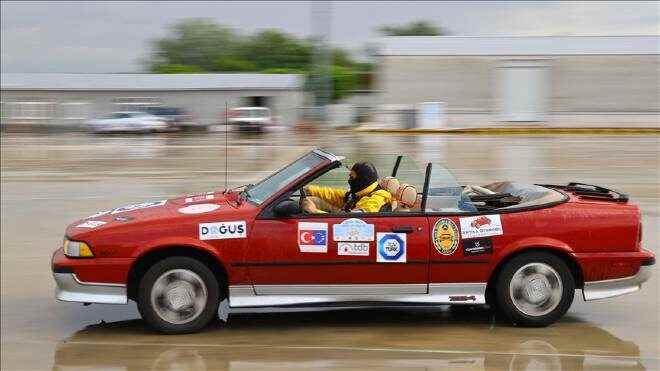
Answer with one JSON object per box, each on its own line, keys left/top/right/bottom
{"left": 151, "top": 269, "right": 208, "bottom": 325}
{"left": 509, "top": 263, "right": 563, "bottom": 317}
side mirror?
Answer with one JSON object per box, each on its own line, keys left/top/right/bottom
{"left": 274, "top": 199, "right": 301, "bottom": 217}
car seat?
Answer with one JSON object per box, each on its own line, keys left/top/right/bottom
{"left": 379, "top": 177, "right": 421, "bottom": 212}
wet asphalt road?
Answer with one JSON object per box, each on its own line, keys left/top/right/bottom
{"left": 1, "top": 131, "right": 658, "bottom": 371}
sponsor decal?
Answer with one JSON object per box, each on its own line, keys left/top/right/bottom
{"left": 298, "top": 222, "right": 328, "bottom": 253}
{"left": 449, "top": 295, "right": 477, "bottom": 302}
{"left": 110, "top": 200, "right": 167, "bottom": 215}
{"left": 338, "top": 242, "right": 370, "bottom": 256}
{"left": 333, "top": 218, "right": 375, "bottom": 241}
{"left": 114, "top": 216, "right": 133, "bottom": 222}
{"left": 178, "top": 203, "right": 220, "bottom": 214}
{"left": 199, "top": 221, "right": 246, "bottom": 240}
{"left": 459, "top": 214, "right": 503, "bottom": 239}
{"left": 185, "top": 194, "right": 214, "bottom": 203}
{"left": 75, "top": 220, "right": 107, "bottom": 228}
{"left": 377, "top": 233, "right": 406, "bottom": 263}
{"left": 87, "top": 209, "right": 111, "bottom": 219}
{"left": 432, "top": 218, "right": 459, "bottom": 255}
{"left": 463, "top": 237, "right": 493, "bottom": 256}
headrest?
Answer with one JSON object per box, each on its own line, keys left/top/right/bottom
{"left": 396, "top": 183, "right": 418, "bottom": 208}
{"left": 413, "top": 193, "right": 422, "bottom": 209}
{"left": 379, "top": 176, "right": 401, "bottom": 195}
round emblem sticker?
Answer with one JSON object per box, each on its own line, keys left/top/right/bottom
{"left": 378, "top": 233, "right": 405, "bottom": 261}
{"left": 432, "top": 218, "right": 459, "bottom": 255}
{"left": 178, "top": 203, "right": 220, "bottom": 214}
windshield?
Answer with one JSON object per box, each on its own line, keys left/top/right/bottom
{"left": 101, "top": 112, "right": 125, "bottom": 119}
{"left": 147, "top": 107, "right": 179, "bottom": 116}
{"left": 244, "top": 152, "right": 327, "bottom": 204}
{"left": 424, "top": 164, "right": 477, "bottom": 213}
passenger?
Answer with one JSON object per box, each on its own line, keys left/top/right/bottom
{"left": 302, "top": 162, "right": 392, "bottom": 214}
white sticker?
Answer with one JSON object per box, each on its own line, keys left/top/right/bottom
{"left": 185, "top": 194, "right": 214, "bottom": 203}
{"left": 199, "top": 221, "right": 246, "bottom": 240}
{"left": 338, "top": 242, "right": 370, "bottom": 256}
{"left": 459, "top": 214, "right": 503, "bottom": 239}
{"left": 76, "top": 220, "right": 107, "bottom": 228}
{"left": 333, "top": 218, "right": 375, "bottom": 241}
{"left": 110, "top": 200, "right": 167, "bottom": 214}
{"left": 377, "top": 233, "right": 406, "bottom": 263}
{"left": 298, "top": 222, "right": 328, "bottom": 253}
{"left": 178, "top": 203, "right": 220, "bottom": 214}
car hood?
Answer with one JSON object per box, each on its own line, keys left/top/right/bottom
{"left": 65, "top": 190, "right": 245, "bottom": 240}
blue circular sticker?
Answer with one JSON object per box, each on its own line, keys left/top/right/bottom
{"left": 378, "top": 234, "right": 404, "bottom": 261}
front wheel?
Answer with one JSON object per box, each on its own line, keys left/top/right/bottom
{"left": 496, "top": 252, "right": 575, "bottom": 327}
{"left": 137, "top": 256, "right": 221, "bottom": 334}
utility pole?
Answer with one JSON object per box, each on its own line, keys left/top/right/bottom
{"left": 311, "top": 0, "right": 332, "bottom": 123}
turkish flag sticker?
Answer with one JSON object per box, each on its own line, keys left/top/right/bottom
{"left": 297, "top": 222, "right": 328, "bottom": 253}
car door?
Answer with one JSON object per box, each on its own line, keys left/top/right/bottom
{"left": 247, "top": 214, "right": 430, "bottom": 295}
{"left": 428, "top": 214, "right": 496, "bottom": 283}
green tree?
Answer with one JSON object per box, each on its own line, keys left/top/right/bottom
{"left": 149, "top": 19, "right": 240, "bottom": 71}
{"left": 152, "top": 64, "right": 204, "bottom": 74}
{"left": 212, "top": 56, "right": 256, "bottom": 72}
{"left": 379, "top": 20, "right": 444, "bottom": 36}
{"left": 330, "top": 65, "right": 359, "bottom": 101}
{"left": 147, "top": 19, "right": 370, "bottom": 102}
{"left": 240, "top": 30, "right": 314, "bottom": 71}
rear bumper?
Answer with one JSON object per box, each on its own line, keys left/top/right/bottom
{"left": 582, "top": 258, "right": 654, "bottom": 301}
{"left": 53, "top": 272, "right": 127, "bottom": 304}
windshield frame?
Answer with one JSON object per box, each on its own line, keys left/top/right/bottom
{"left": 242, "top": 150, "right": 333, "bottom": 206}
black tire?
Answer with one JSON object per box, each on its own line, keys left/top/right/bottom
{"left": 137, "top": 256, "right": 221, "bottom": 334}
{"left": 495, "top": 252, "right": 575, "bottom": 327}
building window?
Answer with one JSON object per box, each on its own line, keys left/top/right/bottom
{"left": 113, "top": 97, "right": 161, "bottom": 112}
{"left": 7, "top": 100, "right": 57, "bottom": 121}
{"left": 59, "top": 102, "right": 91, "bottom": 121}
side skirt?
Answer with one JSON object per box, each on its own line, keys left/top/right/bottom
{"left": 228, "top": 283, "right": 486, "bottom": 308}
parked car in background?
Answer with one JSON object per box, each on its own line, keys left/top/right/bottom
{"left": 87, "top": 112, "right": 168, "bottom": 133}
{"left": 144, "top": 106, "right": 195, "bottom": 131}
{"left": 227, "top": 107, "right": 275, "bottom": 132}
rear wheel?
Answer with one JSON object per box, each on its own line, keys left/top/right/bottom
{"left": 137, "top": 256, "right": 220, "bottom": 334}
{"left": 496, "top": 252, "right": 574, "bottom": 327}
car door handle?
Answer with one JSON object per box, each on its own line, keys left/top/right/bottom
{"left": 391, "top": 226, "right": 414, "bottom": 234}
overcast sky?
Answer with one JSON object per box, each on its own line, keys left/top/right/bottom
{"left": 1, "top": 1, "right": 658, "bottom": 73}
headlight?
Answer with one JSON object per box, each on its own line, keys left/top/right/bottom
{"left": 63, "top": 239, "right": 94, "bottom": 258}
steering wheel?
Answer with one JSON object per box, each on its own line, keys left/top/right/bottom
{"left": 299, "top": 186, "right": 307, "bottom": 210}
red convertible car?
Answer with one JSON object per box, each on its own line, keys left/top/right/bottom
{"left": 52, "top": 149, "right": 654, "bottom": 333}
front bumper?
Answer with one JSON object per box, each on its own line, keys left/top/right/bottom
{"left": 582, "top": 260, "right": 654, "bottom": 301}
{"left": 53, "top": 273, "right": 127, "bottom": 304}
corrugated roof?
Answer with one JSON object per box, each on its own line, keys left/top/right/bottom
{"left": 378, "top": 35, "right": 660, "bottom": 56}
{"left": 0, "top": 73, "right": 303, "bottom": 91}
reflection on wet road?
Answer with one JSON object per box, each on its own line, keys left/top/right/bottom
{"left": 49, "top": 308, "right": 650, "bottom": 371}
{"left": 1, "top": 132, "right": 658, "bottom": 371}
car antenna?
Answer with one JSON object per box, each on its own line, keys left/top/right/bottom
{"left": 224, "top": 101, "right": 229, "bottom": 193}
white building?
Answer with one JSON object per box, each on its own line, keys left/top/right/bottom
{"left": 0, "top": 73, "right": 304, "bottom": 128}
{"left": 376, "top": 36, "right": 659, "bottom": 124}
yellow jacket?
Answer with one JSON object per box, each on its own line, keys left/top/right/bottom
{"left": 307, "top": 181, "right": 392, "bottom": 213}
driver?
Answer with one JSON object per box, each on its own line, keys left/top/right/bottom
{"left": 301, "top": 162, "right": 392, "bottom": 213}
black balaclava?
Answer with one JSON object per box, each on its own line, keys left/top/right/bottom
{"left": 348, "top": 162, "right": 379, "bottom": 194}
